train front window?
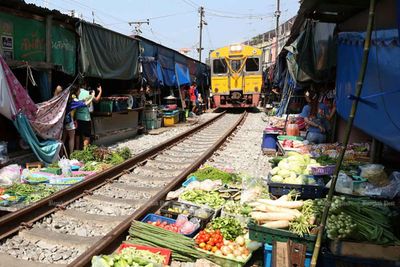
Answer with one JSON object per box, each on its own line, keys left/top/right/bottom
{"left": 213, "top": 59, "right": 227, "bottom": 74}
{"left": 230, "top": 59, "right": 241, "bottom": 72}
{"left": 245, "top": 57, "right": 259, "bottom": 72}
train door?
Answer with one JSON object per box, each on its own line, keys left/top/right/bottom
{"left": 244, "top": 57, "right": 262, "bottom": 94}
{"left": 211, "top": 58, "right": 229, "bottom": 95}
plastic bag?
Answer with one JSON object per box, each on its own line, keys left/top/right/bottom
{"left": 58, "top": 157, "right": 72, "bottom": 176}
{"left": 359, "top": 164, "right": 389, "bottom": 186}
{"left": 240, "top": 175, "right": 263, "bottom": 204}
{"left": 363, "top": 172, "right": 400, "bottom": 199}
{"left": 0, "top": 164, "right": 21, "bottom": 185}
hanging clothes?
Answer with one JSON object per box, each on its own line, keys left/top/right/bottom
{"left": 0, "top": 55, "right": 37, "bottom": 120}
{"left": 29, "top": 87, "right": 70, "bottom": 140}
{"left": 13, "top": 113, "right": 61, "bottom": 164}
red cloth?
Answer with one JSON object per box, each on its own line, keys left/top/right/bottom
{"left": 189, "top": 86, "right": 196, "bottom": 102}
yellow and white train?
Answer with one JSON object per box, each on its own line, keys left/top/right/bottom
{"left": 210, "top": 44, "right": 263, "bottom": 108}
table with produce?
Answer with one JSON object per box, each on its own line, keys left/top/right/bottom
{"left": 91, "top": 145, "right": 399, "bottom": 267}
{"left": 0, "top": 145, "right": 132, "bottom": 211}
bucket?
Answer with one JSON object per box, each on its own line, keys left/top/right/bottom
{"left": 143, "top": 105, "right": 158, "bottom": 120}
{"left": 261, "top": 131, "right": 278, "bottom": 150}
{"left": 144, "top": 119, "right": 157, "bottom": 130}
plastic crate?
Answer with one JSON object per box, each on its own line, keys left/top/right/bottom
{"left": 117, "top": 243, "right": 171, "bottom": 265}
{"left": 268, "top": 176, "right": 327, "bottom": 199}
{"left": 96, "top": 100, "right": 113, "bottom": 112}
{"left": 264, "top": 243, "right": 311, "bottom": 267}
{"left": 182, "top": 176, "right": 197, "bottom": 187}
{"left": 194, "top": 245, "right": 252, "bottom": 267}
{"left": 41, "top": 167, "right": 62, "bottom": 175}
{"left": 277, "top": 135, "right": 304, "bottom": 141}
{"left": 248, "top": 221, "right": 316, "bottom": 252}
{"left": 311, "top": 165, "right": 336, "bottom": 176}
{"left": 48, "top": 177, "right": 84, "bottom": 185}
{"left": 159, "top": 201, "right": 214, "bottom": 229}
{"left": 141, "top": 213, "right": 199, "bottom": 237}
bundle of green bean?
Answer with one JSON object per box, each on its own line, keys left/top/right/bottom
{"left": 128, "top": 221, "right": 205, "bottom": 262}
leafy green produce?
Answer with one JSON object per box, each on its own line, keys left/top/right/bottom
{"left": 5, "top": 184, "right": 58, "bottom": 204}
{"left": 106, "top": 153, "right": 124, "bottom": 165}
{"left": 314, "top": 196, "right": 400, "bottom": 245}
{"left": 26, "top": 177, "right": 49, "bottom": 183}
{"left": 92, "top": 246, "right": 165, "bottom": 267}
{"left": 288, "top": 199, "right": 316, "bottom": 237}
{"left": 315, "top": 155, "right": 336, "bottom": 166}
{"left": 189, "top": 166, "right": 241, "bottom": 185}
{"left": 223, "top": 200, "right": 252, "bottom": 216}
{"left": 70, "top": 145, "right": 98, "bottom": 162}
{"left": 116, "top": 147, "right": 132, "bottom": 160}
{"left": 208, "top": 217, "right": 244, "bottom": 241}
{"left": 179, "top": 190, "right": 225, "bottom": 209}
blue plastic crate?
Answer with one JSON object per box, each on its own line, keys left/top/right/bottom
{"left": 182, "top": 176, "right": 197, "bottom": 187}
{"left": 141, "top": 213, "right": 199, "bottom": 237}
{"left": 264, "top": 243, "right": 311, "bottom": 267}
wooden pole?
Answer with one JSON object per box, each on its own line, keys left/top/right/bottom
{"left": 310, "top": 0, "right": 376, "bottom": 266}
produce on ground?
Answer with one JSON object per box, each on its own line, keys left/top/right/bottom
{"left": 25, "top": 176, "right": 49, "bottom": 183}
{"left": 249, "top": 192, "right": 318, "bottom": 236}
{"left": 269, "top": 152, "right": 322, "bottom": 185}
{"left": 129, "top": 221, "right": 206, "bottom": 262}
{"left": 195, "top": 230, "right": 251, "bottom": 262}
{"left": 71, "top": 145, "right": 131, "bottom": 166}
{"left": 222, "top": 200, "right": 252, "bottom": 217}
{"left": 207, "top": 217, "right": 244, "bottom": 241}
{"left": 146, "top": 217, "right": 198, "bottom": 235}
{"left": 179, "top": 190, "right": 225, "bottom": 209}
{"left": 189, "top": 166, "right": 241, "bottom": 185}
{"left": 92, "top": 246, "right": 165, "bottom": 267}
{"left": 3, "top": 183, "right": 59, "bottom": 204}
{"left": 314, "top": 196, "right": 400, "bottom": 245}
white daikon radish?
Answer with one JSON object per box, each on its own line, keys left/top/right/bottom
{"left": 262, "top": 220, "right": 290, "bottom": 229}
{"left": 250, "top": 211, "right": 297, "bottom": 221}
{"left": 257, "top": 199, "right": 304, "bottom": 209}
{"left": 255, "top": 204, "right": 302, "bottom": 216}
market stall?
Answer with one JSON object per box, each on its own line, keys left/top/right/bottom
{"left": 89, "top": 156, "right": 399, "bottom": 267}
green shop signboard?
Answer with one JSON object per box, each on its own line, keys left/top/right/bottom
{"left": 0, "top": 11, "right": 76, "bottom": 75}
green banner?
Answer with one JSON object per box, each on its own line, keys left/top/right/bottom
{"left": 0, "top": 12, "right": 76, "bottom": 75}
{"left": 51, "top": 25, "right": 76, "bottom": 75}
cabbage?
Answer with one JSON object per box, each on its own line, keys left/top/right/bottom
{"left": 278, "top": 159, "right": 290, "bottom": 169}
{"left": 278, "top": 169, "right": 291, "bottom": 178}
{"left": 270, "top": 167, "right": 280, "bottom": 175}
{"left": 271, "top": 175, "right": 284, "bottom": 183}
{"left": 289, "top": 172, "right": 297, "bottom": 180}
{"left": 310, "top": 159, "right": 317, "bottom": 164}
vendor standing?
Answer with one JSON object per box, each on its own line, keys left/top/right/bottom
{"left": 299, "top": 90, "right": 335, "bottom": 144}
{"left": 75, "top": 81, "right": 102, "bottom": 149}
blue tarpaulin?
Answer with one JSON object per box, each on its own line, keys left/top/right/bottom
{"left": 336, "top": 29, "right": 400, "bottom": 151}
{"left": 142, "top": 58, "right": 164, "bottom": 87}
{"left": 175, "top": 63, "right": 191, "bottom": 86}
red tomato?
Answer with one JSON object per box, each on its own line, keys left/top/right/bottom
{"left": 216, "top": 242, "right": 223, "bottom": 249}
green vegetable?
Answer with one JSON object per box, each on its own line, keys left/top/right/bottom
{"left": 315, "top": 155, "right": 336, "bottom": 166}
{"left": 208, "top": 217, "right": 244, "bottom": 241}
{"left": 128, "top": 221, "right": 205, "bottom": 262}
{"left": 92, "top": 245, "right": 165, "bottom": 267}
{"left": 288, "top": 199, "right": 316, "bottom": 237}
{"left": 314, "top": 196, "right": 400, "bottom": 245}
{"left": 26, "top": 177, "right": 49, "bottom": 183}
{"left": 189, "top": 166, "right": 241, "bottom": 185}
{"left": 5, "top": 184, "right": 58, "bottom": 204}
{"left": 179, "top": 190, "right": 225, "bottom": 209}
{"left": 223, "top": 200, "right": 252, "bottom": 216}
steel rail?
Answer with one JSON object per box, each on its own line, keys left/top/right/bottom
{"left": 69, "top": 111, "right": 247, "bottom": 267}
{"left": 0, "top": 112, "right": 225, "bottom": 240}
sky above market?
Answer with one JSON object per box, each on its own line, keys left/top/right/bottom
{"left": 26, "top": 0, "right": 300, "bottom": 61}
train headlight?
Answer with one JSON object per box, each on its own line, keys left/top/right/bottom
{"left": 214, "top": 88, "right": 219, "bottom": 93}
{"left": 254, "top": 86, "right": 259, "bottom": 92}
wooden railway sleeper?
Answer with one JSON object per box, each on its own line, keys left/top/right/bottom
{"left": 20, "top": 222, "right": 33, "bottom": 230}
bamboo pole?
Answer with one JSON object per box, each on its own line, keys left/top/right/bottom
{"left": 310, "top": 0, "right": 377, "bottom": 266}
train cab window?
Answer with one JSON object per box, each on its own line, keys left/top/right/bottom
{"left": 245, "top": 58, "right": 259, "bottom": 72}
{"left": 213, "top": 59, "right": 227, "bottom": 74}
{"left": 230, "top": 59, "right": 241, "bottom": 72}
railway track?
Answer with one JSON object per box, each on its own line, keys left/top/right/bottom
{"left": 0, "top": 111, "right": 247, "bottom": 267}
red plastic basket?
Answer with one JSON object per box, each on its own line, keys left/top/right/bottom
{"left": 117, "top": 243, "right": 171, "bottom": 265}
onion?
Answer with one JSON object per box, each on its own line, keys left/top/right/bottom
{"left": 242, "top": 248, "right": 250, "bottom": 256}
{"left": 223, "top": 240, "right": 230, "bottom": 246}
{"left": 235, "top": 236, "right": 245, "bottom": 246}
{"left": 221, "top": 246, "right": 232, "bottom": 256}
{"left": 228, "top": 244, "right": 236, "bottom": 251}
{"left": 233, "top": 250, "right": 241, "bottom": 257}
